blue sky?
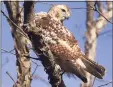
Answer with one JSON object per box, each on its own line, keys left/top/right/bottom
{"left": 2, "top": 2, "right": 112, "bottom": 87}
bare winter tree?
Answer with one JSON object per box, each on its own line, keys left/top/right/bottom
{"left": 81, "top": 1, "right": 113, "bottom": 87}
{"left": 2, "top": 1, "right": 64, "bottom": 87}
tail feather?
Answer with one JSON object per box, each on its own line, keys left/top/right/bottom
{"left": 76, "top": 57, "right": 105, "bottom": 79}
{"left": 60, "top": 56, "right": 105, "bottom": 83}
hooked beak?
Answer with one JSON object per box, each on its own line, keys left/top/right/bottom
{"left": 64, "top": 16, "right": 69, "bottom": 20}
{"left": 62, "top": 13, "right": 70, "bottom": 20}
{"left": 66, "top": 16, "right": 69, "bottom": 20}
{"left": 65, "top": 14, "right": 70, "bottom": 20}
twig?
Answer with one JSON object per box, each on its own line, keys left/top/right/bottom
{"left": 32, "top": 60, "right": 40, "bottom": 66}
{"left": 1, "top": 57, "right": 9, "bottom": 67}
{"left": 1, "top": 10, "right": 29, "bottom": 38}
{"left": 89, "top": 4, "right": 113, "bottom": 24}
{"left": 92, "top": 76, "right": 96, "bottom": 86}
{"left": 31, "top": 60, "right": 42, "bottom": 76}
{"left": 2, "top": 48, "right": 40, "bottom": 60}
{"left": 96, "top": 1, "right": 105, "bottom": 14}
{"left": 98, "top": 81, "right": 112, "bottom": 87}
{"left": 6, "top": 71, "right": 16, "bottom": 84}
{"left": 9, "top": 49, "right": 15, "bottom": 53}
{"left": 99, "top": 29, "right": 112, "bottom": 37}
{"left": 2, "top": 48, "right": 41, "bottom": 68}
{"left": 32, "top": 63, "right": 39, "bottom": 76}
{"left": 2, "top": 48, "right": 16, "bottom": 55}
{"left": 95, "top": 9, "right": 113, "bottom": 24}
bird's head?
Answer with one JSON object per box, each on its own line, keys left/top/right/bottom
{"left": 48, "top": 4, "right": 71, "bottom": 22}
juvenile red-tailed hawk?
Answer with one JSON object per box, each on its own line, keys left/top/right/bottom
{"left": 28, "top": 4, "right": 105, "bottom": 83}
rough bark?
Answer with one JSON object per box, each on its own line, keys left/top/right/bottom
{"left": 81, "top": 2, "right": 96, "bottom": 87}
{"left": 4, "top": 1, "right": 32, "bottom": 87}
{"left": 81, "top": 1, "right": 113, "bottom": 87}
{"left": 24, "top": 1, "right": 35, "bottom": 24}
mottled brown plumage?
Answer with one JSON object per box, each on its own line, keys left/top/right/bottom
{"left": 28, "top": 5, "right": 105, "bottom": 83}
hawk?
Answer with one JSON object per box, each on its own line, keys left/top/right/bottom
{"left": 27, "top": 4, "right": 105, "bottom": 83}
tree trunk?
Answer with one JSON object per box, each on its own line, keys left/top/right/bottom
{"left": 4, "top": 2, "right": 32, "bottom": 87}
{"left": 81, "top": 2, "right": 96, "bottom": 87}
{"left": 81, "top": 1, "right": 113, "bottom": 87}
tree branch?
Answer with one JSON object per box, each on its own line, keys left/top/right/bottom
{"left": 32, "top": 42, "right": 65, "bottom": 87}
{"left": 24, "top": 1, "right": 36, "bottom": 24}
{"left": 97, "top": 1, "right": 105, "bottom": 14}
{"left": 98, "top": 81, "right": 112, "bottom": 87}
{"left": 106, "top": 1, "right": 113, "bottom": 11}
{"left": 1, "top": 10, "right": 28, "bottom": 38}
{"left": 6, "top": 71, "right": 16, "bottom": 84}
{"left": 81, "top": 1, "right": 96, "bottom": 87}
{"left": 89, "top": 3, "right": 113, "bottom": 24}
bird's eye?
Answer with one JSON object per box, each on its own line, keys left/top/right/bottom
{"left": 61, "top": 9, "right": 66, "bottom": 12}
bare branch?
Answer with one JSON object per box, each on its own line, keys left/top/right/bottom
{"left": 97, "top": 1, "right": 105, "bottom": 14}
{"left": 32, "top": 64, "right": 39, "bottom": 76}
{"left": 9, "top": 49, "right": 15, "bottom": 53}
{"left": 92, "top": 76, "right": 96, "bottom": 86}
{"left": 98, "top": 29, "right": 112, "bottom": 37}
{"left": 106, "top": 1, "right": 113, "bottom": 11}
{"left": 89, "top": 4, "right": 113, "bottom": 24}
{"left": 6, "top": 71, "right": 16, "bottom": 84}
{"left": 2, "top": 48, "right": 16, "bottom": 55}
{"left": 2, "top": 48, "right": 40, "bottom": 60}
{"left": 4, "top": 1, "right": 18, "bottom": 21}
{"left": 1, "top": 57, "right": 9, "bottom": 67}
{"left": 31, "top": 60, "right": 41, "bottom": 66}
{"left": 1, "top": 10, "right": 29, "bottom": 38}
{"left": 87, "top": 2, "right": 95, "bottom": 22}
{"left": 98, "top": 81, "right": 112, "bottom": 87}
{"left": 35, "top": 50, "right": 65, "bottom": 87}
{"left": 24, "top": 1, "right": 36, "bottom": 24}
{"left": 96, "top": 9, "right": 113, "bottom": 24}
{"left": 2, "top": 48, "right": 41, "bottom": 69}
